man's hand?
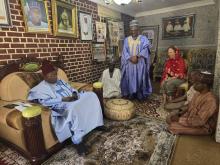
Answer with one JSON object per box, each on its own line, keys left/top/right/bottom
{"left": 62, "top": 92, "right": 78, "bottom": 102}
{"left": 130, "top": 56, "right": 138, "bottom": 64}
{"left": 62, "top": 96, "right": 76, "bottom": 102}
{"left": 166, "top": 111, "right": 180, "bottom": 124}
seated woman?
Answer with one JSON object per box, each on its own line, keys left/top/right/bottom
{"left": 28, "top": 61, "right": 104, "bottom": 156}
{"left": 100, "top": 58, "right": 121, "bottom": 98}
{"left": 164, "top": 70, "right": 200, "bottom": 111}
{"left": 161, "top": 45, "right": 187, "bottom": 105}
{"left": 166, "top": 71, "right": 218, "bottom": 135}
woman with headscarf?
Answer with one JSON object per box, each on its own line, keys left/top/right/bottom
{"left": 161, "top": 45, "right": 187, "bottom": 104}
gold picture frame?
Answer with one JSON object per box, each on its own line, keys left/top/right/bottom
{"left": 0, "top": 0, "right": 12, "bottom": 27}
{"left": 52, "top": 0, "right": 78, "bottom": 37}
{"left": 20, "top": 0, "right": 51, "bottom": 33}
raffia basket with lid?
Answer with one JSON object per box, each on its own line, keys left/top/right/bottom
{"left": 104, "top": 99, "right": 135, "bottom": 121}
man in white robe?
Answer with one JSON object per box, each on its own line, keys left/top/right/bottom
{"left": 28, "top": 61, "right": 104, "bottom": 155}
{"left": 100, "top": 59, "right": 121, "bottom": 98}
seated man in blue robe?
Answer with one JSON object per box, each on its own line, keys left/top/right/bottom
{"left": 28, "top": 61, "right": 104, "bottom": 155}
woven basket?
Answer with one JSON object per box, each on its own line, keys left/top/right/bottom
{"left": 104, "top": 99, "right": 135, "bottom": 121}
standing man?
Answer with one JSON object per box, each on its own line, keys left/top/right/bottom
{"left": 121, "top": 20, "right": 152, "bottom": 100}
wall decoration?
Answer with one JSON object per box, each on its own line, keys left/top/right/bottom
{"left": 96, "top": 21, "right": 106, "bottom": 42}
{"left": 20, "top": 0, "right": 50, "bottom": 33}
{"left": 162, "top": 14, "right": 195, "bottom": 39}
{"left": 118, "top": 21, "right": 125, "bottom": 40}
{"left": 139, "top": 25, "right": 159, "bottom": 52}
{"left": 79, "top": 12, "right": 93, "bottom": 41}
{"left": 52, "top": 0, "right": 78, "bottom": 37}
{"left": 0, "top": 0, "right": 12, "bottom": 27}
{"left": 108, "top": 21, "right": 120, "bottom": 46}
{"left": 92, "top": 43, "right": 106, "bottom": 62}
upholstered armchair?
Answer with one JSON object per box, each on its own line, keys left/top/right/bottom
{"left": 0, "top": 57, "right": 92, "bottom": 164}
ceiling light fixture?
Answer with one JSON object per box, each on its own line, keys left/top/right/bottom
{"left": 113, "top": 0, "right": 132, "bottom": 5}
{"left": 104, "top": 0, "right": 113, "bottom": 5}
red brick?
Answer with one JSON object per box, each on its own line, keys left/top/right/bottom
{"left": 39, "top": 44, "right": 48, "bottom": 47}
{"left": 11, "top": 43, "right": 24, "bottom": 48}
{"left": 27, "top": 38, "right": 33, "bottom": 42}
{"left": 23, "top": 33, "right": 36, "bottom": 37}
{"left": 7, "top": 49, "right": 15, "bottom": 53}
{"left": 0, "top": 55, "right": 11, "bottom": 59}
{"left": 20, "top": 38, "right": 26, "bottom": 42}
{"left": 27, "top": 53, "right": 39, "bottom": 58}
{"left": 12, "top": 20, "right": 20, "bottom": 26}
{"left": 1, "top": 43, "right": 10, "bottom": 48}
{"left": 0, "top": 32, "right": 6, "bottom": 36}
{"left": 0, "top": 38, "right": 3, "bottom": 42}
{"left": 12, "top": 54, "right": 26, "bottom": 59}
{"left": 12, "top": 38, "right": 19, "bottom": 42}
{"left": 26, "top": 44, "right": 37, "bottom": 48}
{"left": 16, "top": 49, "right": 23, "bottom": 53}
{"left": 18, "top": 27, "right": 25, "bottom": 32}
{"left": 0, "top": 49, "right": 7, "bottom": 53}
{"left": 7, "top": 32, "right": 22, "bottom": 37}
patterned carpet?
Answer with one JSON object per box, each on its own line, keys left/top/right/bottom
{"left": 0, "top": 94, "right": 174, "bottom": 165}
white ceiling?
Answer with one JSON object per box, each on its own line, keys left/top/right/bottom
{"left": 90, "top": 0, "right": 216, "bottom": 17}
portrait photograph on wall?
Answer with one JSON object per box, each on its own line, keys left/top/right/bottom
{"left": 0, "top": 0, "right": 12, "bottom": 27}
{"left": 20, "top": 0, "right": 50, "bottom": 33}
{"left": 139, "top": 25, "right": 159, "bottom": 52}
{"left": 108, "top": 21, "right": 120, "bottom": 46}
{"left": 92, "top": 43, "right": 106, "bottom": 62}
{"left": 79, "top": 12, "right": 93, "bottom": 41}
{"left": 118, "top": 21, "right": 125, "bottom": 40}
{"left": 162, "top": 14, "right": 195, "bottom": 39}
{"left": 96, "top": 21, "right": 106, "bottom": 43}
{"left": 52, "top": 0, "right": 78, "bottom": 37}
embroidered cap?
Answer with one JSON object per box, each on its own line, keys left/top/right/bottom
{"left": 198, "top": 71, "right": 214, "bottom": 86}
{"left": 41, "top": 60, "right": 56, "bottom": 76}
{"left": 129, "top": 20, "right": 139, "bottom": 28}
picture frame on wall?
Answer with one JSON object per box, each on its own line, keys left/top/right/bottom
{"left": 108, "top": 21, "right": 120, "bottom": 46}
{"left": 96, "top": 21, "right": 106, "bottom": 43}
{"left": 0, "top": 0, "right": 12, "bottom": 27}
{"left": 92, "top": 43, "right": 106, "bottom": 62}
{"left": 139, "top": 25, "right": 159, "bottom": 52}
{"left": 162, "top": 14, "right": 195, "bottom": 39}
{"left": 52, "top": 0, "right": 78, "bottom": 37}
{"left": 20, "top": 0, "right": 50, "bottom": 33}
{"left": 79, "top": 12, "right": 93, "bottom": 41}
{"left": 139, "top": 25, "right": 159, "bottom": 65}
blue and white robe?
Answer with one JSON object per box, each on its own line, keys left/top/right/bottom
{"left": 28, "top": 80, "right": 104, "bottom": 144}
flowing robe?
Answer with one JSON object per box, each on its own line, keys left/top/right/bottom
{"left": 121, "top": 35, "right": 152, "bottom": 100}
{"left": 169, "top": 92, "right": 218, "bottom": 135}
{"left": 28, "top": 80, "right": 103, "bottom": 144}
{"left": 100, "top": 68, "right": 121, "bottom": 98}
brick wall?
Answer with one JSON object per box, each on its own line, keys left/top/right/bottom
{"left": 0, "top": 0, "right": 127, "bottom": 83}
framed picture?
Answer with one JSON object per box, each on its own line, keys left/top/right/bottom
{"left": 79, "top": 12, "right": 93, "bottom": 41}
{"left": 139, "top": 25, "right": 159, "bottom": 52}
{"left": 162, "top": 14, "right": 195, "bottom": 39}
{"left": 118, "top": 22, "right": 125, "bottom": 40}
{"left": 92, "top": 43, "right": 106, "bottom": 62}
{"left": 52, "top": 0, "right": 78, "bottom": 37}
{"left": 108, "top": 21, "right": 120, "bottom": 46}
{"left": 96, "top": 21, "right": 106, "bottom": 42}
{"left": 0, "top": 0, "right": 12, "bottom": 27}
{"left": 20, "top": 0, "right": 50, "bottom": 33}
